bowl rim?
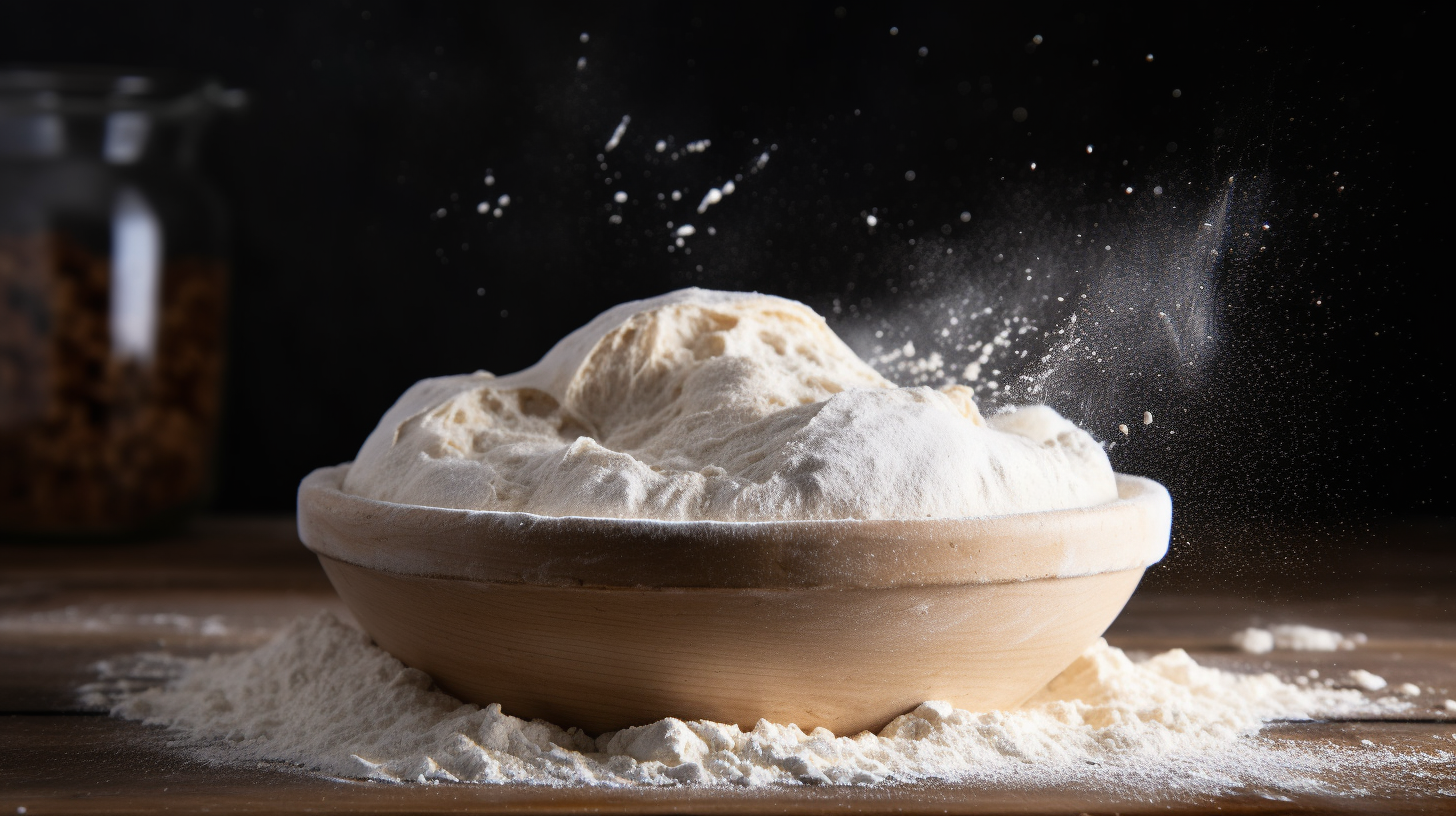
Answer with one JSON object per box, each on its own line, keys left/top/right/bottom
{"left": 297, "top": 464, "right": 1170, "bottom": 590}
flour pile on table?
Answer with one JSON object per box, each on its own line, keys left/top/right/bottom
{"left": 98, "top": 613, "right": 1436, "bottom": 789}
{"left": 1231, "top": 624, "right": 1367, "bottom": 654}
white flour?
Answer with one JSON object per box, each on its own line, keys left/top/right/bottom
{"left": 343, "top": 289, "right": 1117, "bottom": 521}
{"left": 1232, "top": 624, "right": 1367, "bottom": 654}
{"left": 97, "top": 613, "right": 1439, "bottom": 791}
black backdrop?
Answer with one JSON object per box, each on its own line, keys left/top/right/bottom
{"left": 2, "top": 3, "right": 1447, "bottom": 540}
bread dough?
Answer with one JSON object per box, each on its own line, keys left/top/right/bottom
{"left": 342, "top": 289, "right": 1118, "bottom": 520}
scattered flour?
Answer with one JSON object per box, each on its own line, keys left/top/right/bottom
{"left": 1232, "top": 624, "right": 1367, "bottom": 654}
{"left": 342, "top": 289, "right": 1118, "bottom": 521}
{"left": 1231, "top": 627, "right": 1275, "bottom": 654}
{"left": 0, "top": 606, "right": 231, "bottom": 637}
{"left": 1347, "top": 669, "right": 1388, "bottom": 692}
{"left": 604, "top": 115, "right": 630, "bottom": 152}
{"left": 696, "top": 187, "right": 723, "bottom": 213}
{"left": 99, "top": 613, "right": 1426, "bottom": 789}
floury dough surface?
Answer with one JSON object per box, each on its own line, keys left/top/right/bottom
{"left": 343, "top": 289, "right": 1118, "bottom": 520}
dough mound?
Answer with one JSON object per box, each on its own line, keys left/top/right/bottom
{"left": 342, "top": 289, "right": 1118, "bottom": 520}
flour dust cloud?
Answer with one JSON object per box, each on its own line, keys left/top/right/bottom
{"left": 829, "top": 177, "right": 1267, "bottom": 452}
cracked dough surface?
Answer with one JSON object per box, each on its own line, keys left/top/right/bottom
{"left": 342, "top": 289, "right": 1117, "bottom": 520}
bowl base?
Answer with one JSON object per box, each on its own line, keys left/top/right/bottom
{"left": 320, "top": 555, "right": 1145, "bottom": 735}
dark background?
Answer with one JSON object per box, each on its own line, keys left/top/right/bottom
{"left": 2, "top": 3, "right": 1446, "bottom": 554}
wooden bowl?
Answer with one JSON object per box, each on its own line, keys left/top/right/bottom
{"left": 298, "top": 464, "right": 1171, "bottom": 735}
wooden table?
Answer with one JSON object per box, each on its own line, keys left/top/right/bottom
{"left": 2, "top": 517, "right": 1453, "bottom": 814}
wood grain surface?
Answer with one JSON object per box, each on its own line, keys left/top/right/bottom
{"left": 2, "top": 516, "right": 1454, "bottom": 814}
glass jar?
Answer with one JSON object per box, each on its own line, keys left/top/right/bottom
{"left": 0, "top": 67, "right": 243, "bottom": 537}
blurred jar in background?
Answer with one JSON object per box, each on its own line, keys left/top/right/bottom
{"left": 0, "top": 67, "right": 243, "bottom": 537}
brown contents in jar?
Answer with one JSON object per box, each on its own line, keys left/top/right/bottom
{"left": 0, "top": 233, "right": 226, "bottom": 534}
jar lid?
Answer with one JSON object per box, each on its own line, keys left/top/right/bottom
{"left": 0, "top": 66, "right": 245, "bottom": 119}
